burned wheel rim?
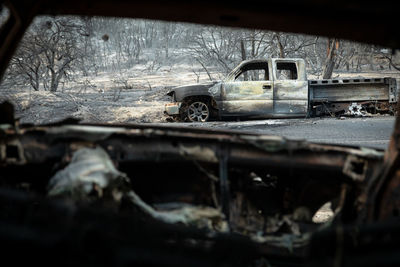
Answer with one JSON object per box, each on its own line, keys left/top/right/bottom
{"left": 187, "top": 102, "right": 209, "bottom": 122}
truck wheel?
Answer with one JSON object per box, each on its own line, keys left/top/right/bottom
{"left": 186, "top": 101, "right": 210, "bottom": 122}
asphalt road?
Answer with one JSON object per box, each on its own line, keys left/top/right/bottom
{"left": 187, "top": 116, "right": 396, "bottom": 150}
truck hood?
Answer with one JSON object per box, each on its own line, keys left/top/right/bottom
{"left": 167, "top": 81, "right": 220, "bottom": 101}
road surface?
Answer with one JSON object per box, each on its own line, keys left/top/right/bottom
{"left": 185, "top": 116, "right": 396, "bottom": 150}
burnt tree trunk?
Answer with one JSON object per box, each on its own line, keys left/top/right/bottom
{"left": 322, "top": 38, "right": 339, "bottom": 79}
{"left": 240, "top": 39, "right": 248, "bottom": 81}
{"left": 274, "top": 34, "right": 285, "bottom": 58}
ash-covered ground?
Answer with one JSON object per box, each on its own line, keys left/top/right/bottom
{"left": 1, "top": 64, "right": 219, "bottom": 124}
{"left": 1, "top": 87, "right": 170, "bottom": 124}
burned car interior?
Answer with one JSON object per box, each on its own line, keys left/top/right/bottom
{"left": 1, "top": 0, "right": 400, "bottom": 266}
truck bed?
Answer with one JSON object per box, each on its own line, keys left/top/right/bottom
{"left": 308, "top": 77, "right": 398, "bottom": 116}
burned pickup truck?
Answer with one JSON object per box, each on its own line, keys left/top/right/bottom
{"left": 165, "top": 58, "right": 398, "bottom": 121}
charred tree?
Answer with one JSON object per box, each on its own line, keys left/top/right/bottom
{"left": 274, "top": 33, "right": 286, "bottom": 58}
{"left": 322, "top": 38, "right": 339, "bottom": 79}
{"left": 240, "top": 38, "right": 248, "bottom": 81}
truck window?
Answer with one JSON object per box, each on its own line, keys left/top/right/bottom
{"left": 276, "top": 62, "right": 298, "bottom": 80}
{"left": 235, "top": 62, "right": 269, "bottom": 82}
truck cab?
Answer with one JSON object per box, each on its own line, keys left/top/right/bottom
{"left": 216, "top": 58, "right": 308, "bottom": 118}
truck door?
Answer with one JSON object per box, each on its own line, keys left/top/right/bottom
{"left": 220, "top": 61, "right": 273, "bottom": 116}
{"left": 272, "top": 59, "right": 308, "bottom": 116}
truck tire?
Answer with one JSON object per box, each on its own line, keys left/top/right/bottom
{"left": 185, "top": 100, "right": 210, "bottom": 122}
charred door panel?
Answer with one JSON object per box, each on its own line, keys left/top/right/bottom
{"left": 273, "top": 99, "right": 308, "bottom": 114}
{"left": 273, "top": 81, "right": 308, "bottom": 114}
{"left": 221, "top": 81, "right": 273, "bottom": 116}
{"left": 272, "top": 59, "right": 308, "bottom": 115}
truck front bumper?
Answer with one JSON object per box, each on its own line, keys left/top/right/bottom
{"left": 164, "top": 102, "right": 182, "bottom": 115}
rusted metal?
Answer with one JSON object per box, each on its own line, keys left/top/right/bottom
{"left": 0, "top": 123, "right": 383, "bottom": 168}
{"left": 365, "top": 121, "right": 400, "bottom": 221}
{"left": 343, "top": 155, "right": 368, "bottom": 182}
{"left": 218, "top": 144, "right": 230, "bottom": 225}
